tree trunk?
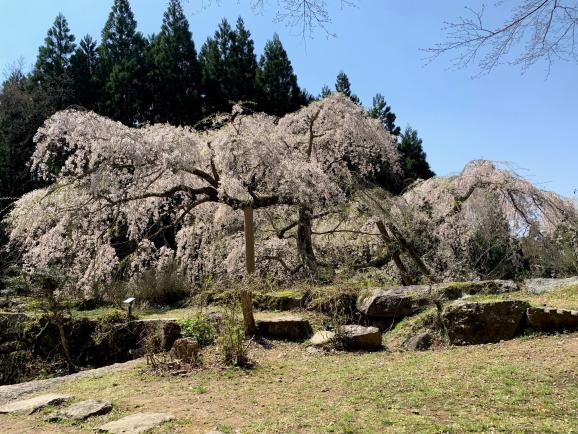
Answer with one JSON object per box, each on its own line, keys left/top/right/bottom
{"left": 296, "top": 206, "right": 317, "bottom": 277}
{"left": 54, "top": 313, "right": 77, "bottom": 374}
{"left": 376, "top": 221, "right": 414, "bottom": 285}
{"left": 242, "top": 207, "right": 257, "bottom": 336}
{"left": 384, "top": 221, "right": 437, "bottom": 283}
{"left": 244, "top": 207, "right": 256, "bottom": 274}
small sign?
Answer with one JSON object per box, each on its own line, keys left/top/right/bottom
{"left": 123, "top": 297, "right": 136, "bottom": 305}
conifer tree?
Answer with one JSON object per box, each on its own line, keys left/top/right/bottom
{"left": 149, "top": 0, "right": 200, "bottom": 125}
{"left": 32, "top": 13, "right": 76, "bottom": 110}
{"left": 99, "top": 0, "right": 148, "bottom": 125}
{"left": 231, "top": 17, "right": 258, "bottom": 103}
{"left": 0, "top": 69, "right": 51, "bottom": 200}
{"left": 368, "top": 93, "right": 401, "bottom": 136}
{"left": 199, "top": 17, "right": 258, "bottom": 113}
{"left": 398, "top": 127, "right": 435, "bottom": 182}
{"left": 69, "top": 35, "right": 100, "bottom": 110}
{"left": 320, "top": 85, "right": 332, "bottom": 98}
{"left": 257, "top": 34, "right": 303, "bottom": 116}
{"left": 334, "top": 71, "right": 360, "bottom": 104}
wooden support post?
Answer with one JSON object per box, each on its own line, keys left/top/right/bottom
{"left": 242, "top": 207, "right": 257, "bottom": 336}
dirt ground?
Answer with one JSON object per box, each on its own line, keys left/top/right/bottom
{"left": 1, "top": 332, "right": 577, "bottom": 433}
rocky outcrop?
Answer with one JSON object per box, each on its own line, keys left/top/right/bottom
{"left": 442, "top": 300, "right": 529, "bottom": 345}
{"left": 356, "top": 281, "right": 520, "bottom": 322}
{"left": 256, "top": 317, "right": 313, "bottom": 341}
{"left": 0, "top": 315, "right": 181, "bottom": 386}
{"left": 526, "top": 307, "right": 578, "bottom": 331}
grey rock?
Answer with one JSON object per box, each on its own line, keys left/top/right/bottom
{"left": 0, "top": 393, "right": 72, "bottom": 415}
{"left": 256, "top": 316, "right": 313, "bottom": 341}
{"left": 357, "top": 287, "right": 431, "bottom": 319}
{"left": 258, "top": 291, "right": 305, "bottom": 311}
{"left": 309, "top": 330, "right": 336, "bottom": 347}
{"left": 402, "top": 332, "right": 433, "bottom": 351}
{"left": 357, "top": 282, "right": 521, "bottom": 321}
{"left": 98, "top": 412, "right": 175, "bottom": 433}
{"left": 526, "top": 306, "right": 578, "bottom": 331}
{"left": 340, "top": 325, "right": 382, "bottom": 350}
{"left": 442, "top": 300, "right": 529, "bottom": 345}
{"left": 46, "top": 399, "right": 112, "bottom": 421}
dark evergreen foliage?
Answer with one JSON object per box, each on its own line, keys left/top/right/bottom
{"left": 257, "top": 34, "right": 303, "bottom": 116}
{"left": 69, "top": 35, "right": 100, "bottom": 110}
{"left": 99, "top": 0, "right": 149, "bottom": 125}
{"left": 334, "top": 71, "right": 360, "bottom": 104}
{"left": 368, "top": 93, "right": 401, "bottom": 136}
{"left": 32, "top": 13, "right": 76, "bottom": 110}
{"left": 398, "top": 127, "right": 435, "bottom": 183}
{"left": 149, "top": 0, "right": 201, "bottom": 125}
{"left": 199, "top": 18, "right": 258, "bottom": 113}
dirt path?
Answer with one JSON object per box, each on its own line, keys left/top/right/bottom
{"left": 0, "top": 359, "right": 142, "bottom": 405}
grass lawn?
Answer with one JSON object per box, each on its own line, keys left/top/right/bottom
{"left": 2, "top": 333, "right": 577, "bottom": 433}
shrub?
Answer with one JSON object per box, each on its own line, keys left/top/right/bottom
{"left": 131, "top": 259, "right": 190, "bottom": 305}
{"left": 178, "top": 314, "right": 214, "bottom": 347}
{"left": 218, "top": 304, "right": 251, "bottom": 367}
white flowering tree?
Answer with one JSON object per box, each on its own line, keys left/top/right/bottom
{"left": 5, "top": 93, "right": 400, "bottom": 333}
{"left": 385, "top": 161, "right": 578, "bottom": 281}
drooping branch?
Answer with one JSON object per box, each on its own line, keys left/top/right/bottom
{"left": 427, "top": 1, "right": 578, "bottom": 74}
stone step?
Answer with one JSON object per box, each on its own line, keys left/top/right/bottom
{"left": 0, "top": 393, "right": 72, "bottom": 415}
{"left": 98, "top": 412, "right": 175, "bottom": 433}
{"left": 46, "top": 399, "right": 112, "bottom": 421}
{"left": 256, "top": 317, "right": 313, "bottom": 341}
{"left": 527, "top": 306, "right": 578, "bottom": 331}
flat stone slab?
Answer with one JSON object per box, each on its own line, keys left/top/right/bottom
{"left": 0, "top": 393, "right": 72, "bottom": 415}
{"left": 527, "top": 307, "right": 578, "bottom": 331}
{"left": 340, "top": 325, "right": 382, "bottom": 350}
{"left": 256, "top": 316, "right": 313, "bottom": 341}
{"left": 309, "top": 330, "right": 336, "bottom": 346}
{"left": 46, "top": 399, "right": 112, "bottom": 421}
{"left": 99, "top": 412, "right": 175, "bottom": 433}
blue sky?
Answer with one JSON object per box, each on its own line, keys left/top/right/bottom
{"left": 1, "top": 0, "right": 576, "bottom": 197}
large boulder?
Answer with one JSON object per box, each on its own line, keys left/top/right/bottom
{"left": 526, "top": 307, "right": 578, "bottom": 331}
{"left": 256, "top": 317, "right": 313, "bottom": 341}
{"left": 357, "top": 287, "right": 431, "bottom": 319}
{"left": 442, "top": 300, "right": 529, "bottom": 345}
{"left": 340, "top": 325, "right": 382, "bottom": 350}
